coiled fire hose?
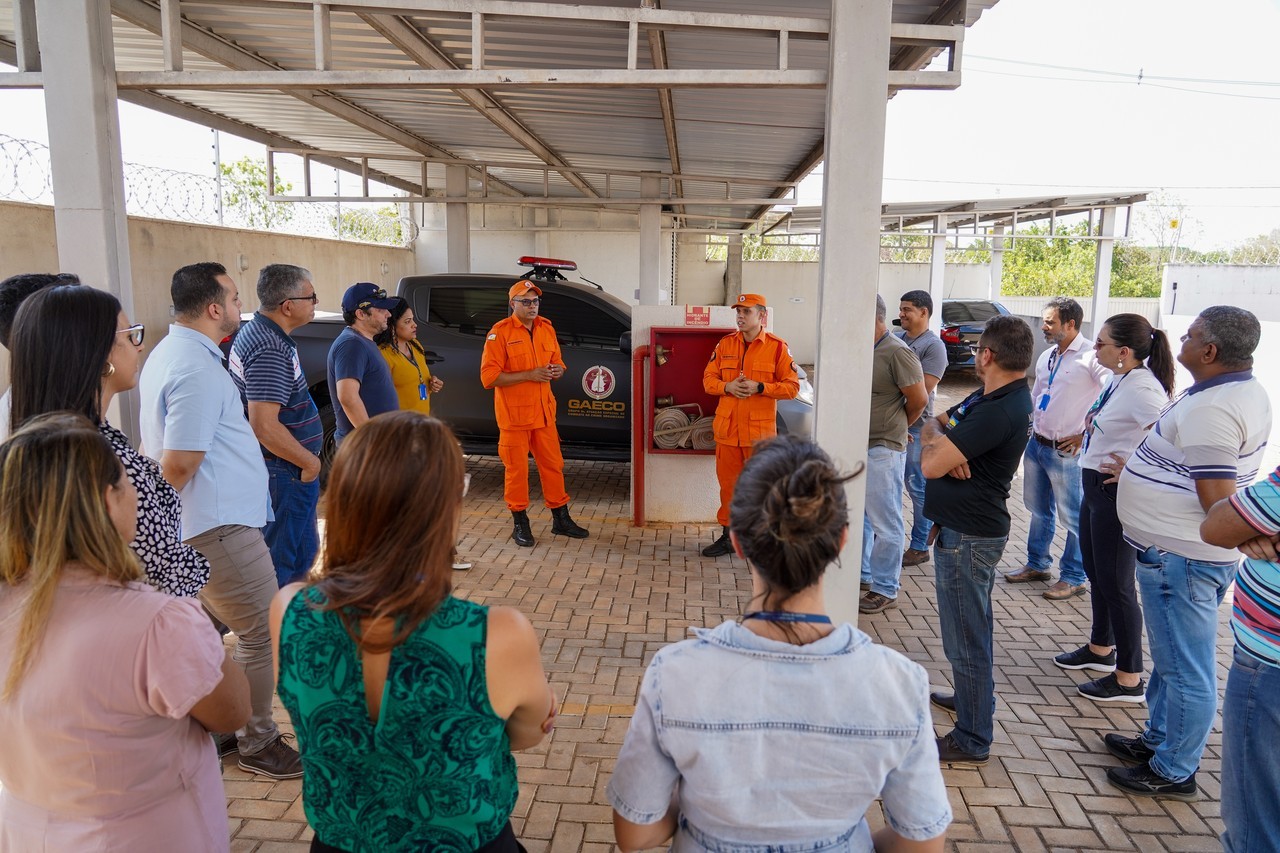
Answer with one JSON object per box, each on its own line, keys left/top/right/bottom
{"left": 652, "top": 405, "right": 715, "bottom": 450}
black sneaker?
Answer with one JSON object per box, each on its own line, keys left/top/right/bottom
{"left": 238, "top": 734, "right": 304, "bottom": 780}
{"left": 929, "top": 692, "right": 956, "bottom": 714}
{"left": 1106, "top": 763, "right": 1197, "bottom": 801}
{"left": 935, "top": 732, "right": 989, "bottom": 766}
{"left": 212, "top": 731, "right": 239, "bottom": 758}
{"left": 1053, "top": 645, "right": 1117, "bottom": 673}
{"left": 1102, "top": 732, "right": 1155, "bottom": 764}
{"left": 1079, "top": 674, "right": 1146, "bottom": 704}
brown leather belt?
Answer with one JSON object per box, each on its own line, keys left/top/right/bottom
{"left": 1032, "top": 432, "right": 1058, "bottom": 448}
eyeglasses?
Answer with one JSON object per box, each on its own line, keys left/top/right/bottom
{"left": 1094, "top": 338, "right": 1117, "bottom": 349}
{"left": 513, "top": 298, "right": 541, "bottom": 307}
{"left": 967, "top": 344, "right": 996, "bottom": 356}
{"left": 283, "top": 293, "right": 319, "bottom": 305}
{"left": 116, "top": 324, "right": 145, "bottom": 346}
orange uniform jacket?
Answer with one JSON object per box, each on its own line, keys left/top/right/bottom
{"left": 481, "top": 314, "right": 564, "bottom": 430}
{"left": 702, "top": 330, "right": 800, "bottom": 447}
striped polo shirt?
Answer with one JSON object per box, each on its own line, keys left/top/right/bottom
{"left": 1117, "top": 370, "right": 1272, "bottom": 563}
{"left": 1228, "top": 466, "right": 1280, "bottom": 667}
{"left": 229, "top": 313, "right": 323, "bottom": 461}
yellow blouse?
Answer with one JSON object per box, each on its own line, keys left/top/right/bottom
{"left": 380, "top": 341, "right": 432, "bottom": 415}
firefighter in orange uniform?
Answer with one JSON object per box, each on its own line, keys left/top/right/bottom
{"left": 481, "top": 279, "right": 590, "bottom": 547}
{"left": 700, "top": 293, "right": 800, "bottom": 557}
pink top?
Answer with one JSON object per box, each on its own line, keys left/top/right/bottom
{"left": 0, "top": 566, "right": 229, "bottom": 853}
{"left": 1029, "top": 333, "right": 1111, "bottom": 440}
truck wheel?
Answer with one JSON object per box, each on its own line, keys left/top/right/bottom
{"left": 317, "top": 402, "right": 337, "bottom": 490}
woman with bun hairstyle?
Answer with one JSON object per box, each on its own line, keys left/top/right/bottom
{"left": 609, "top": 435, "right": 949, "bottom": 853}
{"left": 1054, "top": 313, "right": 1175, "bottom": 703}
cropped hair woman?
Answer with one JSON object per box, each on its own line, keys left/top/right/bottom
{"left": 609, "top": 435, "right": 949, "bottom": 853}
{"left": 270, "top": 411, "right": 554, "bottom": 852}
{"left": 7, "top": 284, "right": 211, "bottom": 597}
{"left": 1054, "top": 313, "right": 1175, "bottom": 702}
{"left": 0, "top": 413, "right": 249, "bottom": 851}
{"left": 375, "top": 297, "right": 444, "bottom": 416}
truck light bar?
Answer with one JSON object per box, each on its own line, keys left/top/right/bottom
{"left": 517, "top": 256, "right": 578, "bottom": 271}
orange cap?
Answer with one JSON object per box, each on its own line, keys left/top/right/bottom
{"left": 509, "top": 280, "right": 542, "bottom": 299}
{"left": 736, "top": 293, "right": 767, "bottom": 309}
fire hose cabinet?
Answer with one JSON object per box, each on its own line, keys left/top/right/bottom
{"left": 646, "top": 326, "right": 730, "bottom": 455}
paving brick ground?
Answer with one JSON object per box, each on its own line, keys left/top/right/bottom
{"left": 226, "top": 374, "right": 1234, "bottom": 852}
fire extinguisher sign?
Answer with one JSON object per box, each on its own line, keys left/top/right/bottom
{"left": 685, "top": 306, "right": 710, "bottom": 326}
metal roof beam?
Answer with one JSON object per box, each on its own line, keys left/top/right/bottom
{"left": 643, "top": 3, "right": 684, "bottom": 215}
{"left": 109, "top": 0, "right": 523, "bottom": 197}
{"left": 115, "top": 68, "right": 830, "bottom": 89}
{"left": 356, "top": 12, "right": 601, "bottom": 198}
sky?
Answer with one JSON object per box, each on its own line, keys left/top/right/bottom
{"left": 2, "top": 0, "right": 1278, "bottom": 250}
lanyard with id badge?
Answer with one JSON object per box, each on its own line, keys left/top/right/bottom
{"left": 1080, "top": 370, "right": 1130, "bottom": 453}
{"left": 399, "top": 343, "right": 429, "bottom": 401}
{"left": 946, "top": 388, "right": 988, "bottom": 432}
{"left": 1038, "top": 347, "right": 1064, "bottom": 412}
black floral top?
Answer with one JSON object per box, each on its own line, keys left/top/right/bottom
{"left": 100, "top": 422, "right": 211, "bottom": 597}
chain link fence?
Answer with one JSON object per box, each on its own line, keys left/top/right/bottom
{"left": 0, "top": 134, "right": 416, "bottom": 248}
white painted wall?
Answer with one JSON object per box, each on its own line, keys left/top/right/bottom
{"left": 1162, "top": 264, "right": 1280, "bottom": 322}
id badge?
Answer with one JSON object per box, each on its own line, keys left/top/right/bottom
{"left": 1038, "top": 393, "right": 1050, "bottom": 411}
{"left": 419, "top": 383, "right": 428, "bottom": 401}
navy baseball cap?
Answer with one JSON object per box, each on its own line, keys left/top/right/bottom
{"left": 341, "top": 282, "right": 397, "bottom": 313}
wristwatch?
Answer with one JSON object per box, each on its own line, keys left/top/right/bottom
{"left": 756, "top": 382, "right": 764, "bottom": 394}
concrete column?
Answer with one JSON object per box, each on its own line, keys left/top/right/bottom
{"left": 815, "top": 0, "right": 891, "bottom": 628}
{"left": 988, "top": 224, "right": 1005, "bottom": 301}
{"left": 1089, "top": 207, "right": 1118, "bottom": 338}
{"left": 724, "top": 233, "right": 743, "bottom": 305}
{"left": 445, "top": 164, "right": 471, "bottom": 272}
{"left": 36, "top": 0, "right": 137, "bottom": 437}
{"left": 928, "top": 215, "right": 948, "bottom": 334}
{"left": 638, "top": 173, "right": 662, "bottom": 304}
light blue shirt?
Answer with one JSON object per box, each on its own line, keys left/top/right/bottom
{"left": 608, "top": 620, "right": 951, "bottom": 852}
{"left": 139, "top": 324, "right": 270, "bottom": 539}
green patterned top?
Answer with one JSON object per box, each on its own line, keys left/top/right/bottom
{"left": 277, "top": 589, "right": 518, "bottom": 852}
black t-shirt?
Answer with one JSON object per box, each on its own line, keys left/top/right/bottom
{"left": 924, "top": 379, "right": 1033, "bottom": 538}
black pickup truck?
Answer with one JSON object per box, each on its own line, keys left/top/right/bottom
{"left": 274, "top": 259, "right": 814, "bottom": 469}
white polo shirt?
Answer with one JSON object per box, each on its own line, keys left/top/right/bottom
{"left": 1117, "top": 370, "right": 1272, "bottom": 562}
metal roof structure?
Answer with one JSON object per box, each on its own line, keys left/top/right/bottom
{"left": 766, "top": 192, "right": 1152, "bottom": 238}
{"left": 1, "top": 0, "right": 998, "bottom": 229}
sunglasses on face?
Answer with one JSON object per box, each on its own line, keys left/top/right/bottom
{"left": 116, "top": 324, "right": 145, "bottom": 346}
{"left": 513, "top": 298, "right": 540, "bottom": 308}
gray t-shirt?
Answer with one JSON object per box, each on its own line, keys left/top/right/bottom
{"left": 869, "top": 332, "right": 924, "bottom": 451}
{"left": 897, "top": 328, "right": 948, "bottom": 422}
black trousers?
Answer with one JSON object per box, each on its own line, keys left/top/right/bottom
{"left": 1079, "top": 467, "right": 1145, "bottom": 674}
{"left": 311, "top": 821, "right": 526, "bottom": 853}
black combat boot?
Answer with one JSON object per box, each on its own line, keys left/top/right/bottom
{"left": 701, "top": 527, "right": 733, "bottom": 558}
{"left": 511, "top": 510, "right": 535, "bottom": 547}
{"left": 550, "top": 505, "right": 589, "bottom": 539}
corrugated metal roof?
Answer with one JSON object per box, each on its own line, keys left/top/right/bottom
{"left": 1, "top": 0, "right": 1001, "bottom": 226}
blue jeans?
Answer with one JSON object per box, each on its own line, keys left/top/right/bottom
{"left": 934, "top": 526, "right": 1008, "bottom": 755}
{"left": 263, "top": 458, "right": 320, "bottom": 587}
{"left": 1135, "top": 546, "right": 1236, "bottom": 782}
{"left": 904, "top": 423, "right": 930, "bottom": 550}
{"left": 860, "top": 445, "right": 907, "bottom": 598}
{"left": 1222, "top": 646, "right": 1280, "bottom": 853}
{"left": 1022, "top": 440, "right": 1086, "bottom": 585}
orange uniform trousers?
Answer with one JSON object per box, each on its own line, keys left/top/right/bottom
{"left": 714, "top": 442, "right": 755, "bottom": 527}
{"left": 498, "top": 423, "right": 570, "bottom": 512}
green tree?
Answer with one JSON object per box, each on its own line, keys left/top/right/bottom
{"left": 220, "top": 157, "right": 294, "bottom": 230}
{"left": 999, "top": 221, "right": 1163, "bottom": 298}
{"left": 333, "top": 205, "right": 405, "bottom": 244}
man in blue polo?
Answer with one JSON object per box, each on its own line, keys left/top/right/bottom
{"left": 328, "top": 282, "right": 399, "bottom": 446}
{"left": 230, "top": 263, "right": 323, "bottom": 587}
{"left": 140, "top": 261, "right": 302, "bottom": 780}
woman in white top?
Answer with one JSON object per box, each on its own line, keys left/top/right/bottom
{"left": 1053, "top": 314, "right": 1175, "bottom": 702}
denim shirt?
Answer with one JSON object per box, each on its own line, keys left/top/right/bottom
{"left": 608, "top": 621, "right": 951, "bottom": 852}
